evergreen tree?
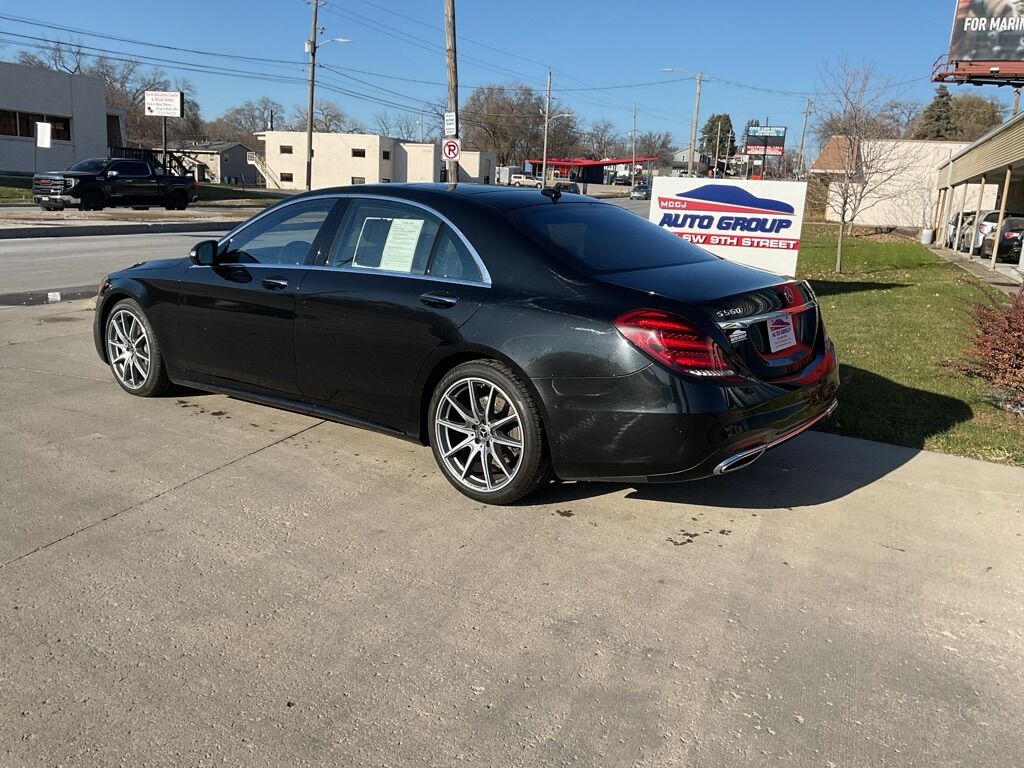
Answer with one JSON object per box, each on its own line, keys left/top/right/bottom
{"left": 912, "top": 85, "right": 955, "bottom": 140}
{"left": 698, "top": 114, "right": 736, "bottom": 170}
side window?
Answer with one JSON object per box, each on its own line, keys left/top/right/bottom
{"left": 984, "top": 212, "right": 1000, "bottom": 223}
{"left": 428, "top": 228, "right": 482, "bottom": 282}
{"left": 327, "top": 200, "right": 440, "bottom": 275}
{"left": 112, "top": 161, "right": 149, "bottom": 177}
{"left": 221, "top": 199, "right": 336, "bottom": 265}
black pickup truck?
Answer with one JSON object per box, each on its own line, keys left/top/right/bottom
{"left": 32, "top": 158, "right": 198, "bottom": 212}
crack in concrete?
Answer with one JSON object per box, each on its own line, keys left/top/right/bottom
{"left": 0, "top": 363, "right": 109, "bottom": 383}
{"left": 0, "top": 420, "right": 326, "bottom": 569}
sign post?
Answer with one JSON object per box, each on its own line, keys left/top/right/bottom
{"left": 442, "top": 138, "right": 462, "bottom": 164}
{"left": 744, "top": 126, "right": 787, "bottom": 179}
{"left": 144, "top": 91, "right": 184, "bottom": 174}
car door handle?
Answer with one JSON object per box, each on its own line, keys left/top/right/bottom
{"left": 420, "top": 291, "right": 458, "bottom": 308}
{"left": 261, "top": 277, "right": 289, "bottom": 290}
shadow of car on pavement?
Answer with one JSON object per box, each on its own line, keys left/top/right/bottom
{"left": 524, "top": 365, "right": 972, "bottom": 510}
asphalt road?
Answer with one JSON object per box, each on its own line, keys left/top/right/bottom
{"left": 1, "top": 299, "right": 1022, "bottom": 767}
{"left": 0, "top": 197, "right": 650, "bottom": 301}
{"left": 0, "top": 230, "right": 224, "bottom": 299}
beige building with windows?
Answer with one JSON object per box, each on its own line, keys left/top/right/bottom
{"left": 254, "top": 130, "right": 495, "bottom": 190}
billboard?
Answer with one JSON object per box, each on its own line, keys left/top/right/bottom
{"left": 648, "top": 178, "right": 808, "bottom": 276}
{"left": 744, "top": 125, "right": 786, "bottom": 156}
{"left": 949, "top": 0, "right": 1024, "bottom": 61}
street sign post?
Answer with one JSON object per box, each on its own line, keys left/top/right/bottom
{"left": 442, "top": 138, "right": 462, "bottom": 162}
{"left": 145, "top": 91, "right": 184, "bottom": 175}
{"left": 444, "top": 111, "right": 457, "bottom": 137}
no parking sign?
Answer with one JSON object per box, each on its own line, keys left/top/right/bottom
{"left": 441, "top": 138, "right": 461, "bottom": 162}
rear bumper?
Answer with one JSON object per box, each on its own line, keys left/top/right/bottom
{"left": 536, "top": 344, "right": 840, "bottom": 482}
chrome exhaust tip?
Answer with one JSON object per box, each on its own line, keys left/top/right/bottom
{"left": 713, "top": 446, "right": 766, "bottom": 475}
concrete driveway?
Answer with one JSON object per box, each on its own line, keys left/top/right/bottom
{"left": 1, "top": 299, "right": 1022, "bottom": 767}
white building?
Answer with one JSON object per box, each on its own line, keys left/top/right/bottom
{"left": 0, "top": 60, "right": 123, "bottom": 174}
{"left": 254, "top": 130, "right": 495, "bottom": 190}
{"left": 811, "top": 137, "right": 993, "bottom": 229}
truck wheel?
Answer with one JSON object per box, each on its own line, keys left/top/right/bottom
{"left": 165, "top": 191, "right": 188, "bottom": 211}
{"left": 81, "top": 190, "right": 104, "bottom": 211}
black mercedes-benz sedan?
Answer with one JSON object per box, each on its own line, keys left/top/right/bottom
{"left": 94, "top": 184, "right": 838, "bottom": 504}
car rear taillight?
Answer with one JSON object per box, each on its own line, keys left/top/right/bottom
{"left": 1005, "top": 231, "right": 1018, "bottom": 239}
{"left": 615, "top": 309, "right": 736, "bottom": 378}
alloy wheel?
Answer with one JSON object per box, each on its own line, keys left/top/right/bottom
{"left": 434, "top": 376, "right": 524, "bottom": 493}
{"left": 106, "top": 309, "right": 151, "bottom": 390}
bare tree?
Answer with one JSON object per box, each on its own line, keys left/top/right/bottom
{"left": 17, "top": 41, "right": 87, "bottom": 73}
{"left": 374, "top": 110, "right": 432, "bottom": 141}
{"left": 291, "top": 100, "right": 364, "bottom": 133}
{"left": 815, "top": 59, "right": 917, "bottom": 272}
{"left": 207, "top": 98, "right": 285, "bottom": 145}
{"left": 584, "top": 119, "right": 623, "bottom": 159}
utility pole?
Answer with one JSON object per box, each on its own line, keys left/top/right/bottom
{"left": 444, "top": 0, "right": 459, "bottom": 184}
{"left": 796, "top": 98, "right": 812, "bottom": 179}
{"left": 304, "top": 0, "right": 319, "bottom": 191}
{"left": 1013, "top": 87, "right": 1021, "bottom": 118}
{"left": 687, "top": 71, "right": 702, "bottom": 177}
{"left": 542, "top": 68, "right": 552, "bottom": 185}
{"left": 712, "top": 118, "right": 722, "bottom": 177}
{"left": 631, "top": 105, "right": 637, "bottom": 187}
{"left": 418, "top": 111, "right": 424, "bottom": 142}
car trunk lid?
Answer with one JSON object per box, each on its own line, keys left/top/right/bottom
{"left": 598, "top": 260, "right": 820, "bottom": 381}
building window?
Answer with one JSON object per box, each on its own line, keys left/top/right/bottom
{"left": 351, "top": 177, "right": 366, "bottom": 185}
{"left": 382, "top": 150, "right": 391, "bottom": 160}
{"left": 280, "top": 145, "right": 293, "bottom": 154}
{"left": 49, "top": 117, "right": 70, "bottom": 141}
{"left": 352, "top": 148, "right": 366, "bottom": 158}
{"left": 0, "top": 111, "right": 72, "bottom": 141}
{"left": 280, "top": 172, "right": 294, "bottom": 182}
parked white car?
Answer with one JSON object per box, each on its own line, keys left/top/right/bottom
{"left": 510, "top": 173, "right": 542, "bottom": 188}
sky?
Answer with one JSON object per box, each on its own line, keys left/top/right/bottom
{"left": 0, "top": 0, "right": 1006, "bottom": 148}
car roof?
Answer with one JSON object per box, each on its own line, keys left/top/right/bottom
{"left": 290, "top": 182, "right": 600, "bottom": 212}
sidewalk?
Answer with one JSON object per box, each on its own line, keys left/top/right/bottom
{"left": 929, "top": 244, "right": 1023, "bottom": 295}
{"left": 0, "top": 203, "right": 260, "bottom": 239}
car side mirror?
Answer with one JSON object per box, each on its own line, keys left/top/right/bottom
{"left": 106, "top": 170, "right": 118, "bottom": 177}
{"left": 189, "top": 239, "right": 218, "bottom": 266}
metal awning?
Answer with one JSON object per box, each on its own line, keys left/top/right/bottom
{"left": 937, "top": 110, "right": 1024, "bottom": 186}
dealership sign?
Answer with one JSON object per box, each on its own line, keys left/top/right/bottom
{"left": 648, "top": 177, "right": 807, "bottom": 276}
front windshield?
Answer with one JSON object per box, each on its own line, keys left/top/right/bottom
{"left": 65, "top": 159, "right": 108, "bottom": 173}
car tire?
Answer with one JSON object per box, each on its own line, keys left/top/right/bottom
{"left": 104, "top": 299, "right": 171, "bottom": 397}
{"left": 81, "top": 190, "right": 104, "bottom": 211}
{"left": 535, "top": 183, "right": 542, "bottom": 189}
{"left": 513, "top": 182, "right": 521, "bottom": 187}
{"left": 429, "top": 360, "right": 550, "bottom": 505}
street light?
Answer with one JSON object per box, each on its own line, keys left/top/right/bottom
{"left": 541, "top": 107, "right": 572, "bottom": 185}
{"left": 659, "top": 67, "right": 702, "bottom": 177}
{"left": 304, "top": 14, "right": 351, "bottom": 191}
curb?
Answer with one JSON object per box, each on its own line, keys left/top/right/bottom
{"left": 0, "top": 220, "right": 242, "bottom": 240}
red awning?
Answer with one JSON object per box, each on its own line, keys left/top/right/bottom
{"left": 524, "top": 156, "right": 660, "bottom": 167}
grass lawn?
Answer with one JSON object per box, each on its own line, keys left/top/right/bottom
{"left": 197, "top": 184, "right": 284, "bottom": 203}
{"left": 0, "top": 177, "right": 282, "bottom": 205}
{"left": 0, "top": 175, "right": 31, "bottom": 202}
{"left": 798, "top": 222, "right": 1023, "bottom": 466}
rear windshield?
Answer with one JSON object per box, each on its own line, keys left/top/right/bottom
{"left": 65, "top": 159, "right": 108, "bottom": 173}
{"left": 1004, "top": 217, "right": 1024, "bottom": 228}
{"left": 514, "top": 201, "right": 716, "bottom": 273}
